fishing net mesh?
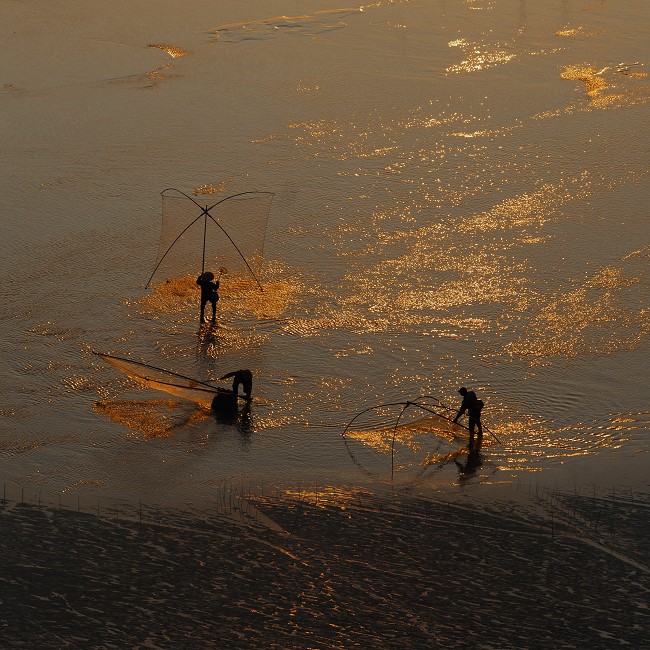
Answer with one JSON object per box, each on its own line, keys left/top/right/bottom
{"left": 342, "top": 401, "right": 464, "bottom": 480}
{"left": 147, "top": 190, "right": 274, "bottom": 287}
{"left": 96, "top": 353, "right": 219, "bottom": 407}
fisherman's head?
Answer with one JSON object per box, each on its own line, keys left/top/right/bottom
{"left": 458, "top": 387, "right": 468, "bottom": 396}
{"left": 203, "top": 271, "right": 215, "bottom": 280}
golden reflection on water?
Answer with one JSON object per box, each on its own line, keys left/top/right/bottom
{"left": 561, "top": 64, "right": 609, "bottom": 98}
{"left": 451, "top": 127, "right": 519, "bottom": 138}
{"left": 147, "top": 44, "right": 189, "bottom": 58}
{"left": 237, "top": 276, "right": 304, "bottom": 320}
{"left": 136, "top": 276, "right": 196, "bottom": 314}
{"left": 145, "top": 68, "right": 172, "bottom": 85}
{"left": 555, "top": 26, "right": 594, "bottom": 38}
{"left": 251, "top": 375, "right": 353, "bottom": 430}
{"left": 505, "top": 265, "right": 649, "bottom": 364}
{"left": 498, "top": 411, "right": 648, "bottom": 471}
{"left": 28, "top": 322, "right": 82, "bottom": 341}
{"left": 560, "top": 63, "right": 650, "bottom": 109}
{"left": 469, "top": 162, "right": 643, "bottom": 234}
{"left": 288, "top": 109, "right": 496, "bottom": 171}
{"left": 135, "top": 271, "right": 302, "bottom": 321}
{"left": 195, "top": 326, "right": 265, "bottom": 360}
{"left": 92, "top": 399, "right": 205, "bottom": 439}
{"left": 395, "top": 111, "right": 469, "bottom": 131}
{"left": 192, "top": 183, "right": 227, "bottom": 195}
{"left": 62, "top": 373, "right": 98, "bottom": 393}
{"left": 447, "top": 38, "right": 516, "bottom": 74}
{"left": 288, "top": 118, "right": 399, "bottom": 161}
{"left": 623, "top": 244, "right": 650, "bottom": 261}
{"left": 341, "top": 239, "right": 530, "bottom": 320}
{"left": 308, "top": 164, "right": 648, "bottom": 347}
{"left": 60, "top": 479, "right": 102, "bottom": 494}
{"left": 282, "top": 486, "right": 370, "bottom": 510}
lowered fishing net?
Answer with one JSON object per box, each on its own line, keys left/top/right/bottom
{"left": 341, "top": 397, "right": 465, "bottom": 483}
{"left": 94, "top": 352, "right": 221, "bottom": 408}
{"left": 146, "top": 189, "right": 274, "bottom": 289}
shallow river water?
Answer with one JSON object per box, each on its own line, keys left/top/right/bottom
{"left": 1, "top": 0, "right": 648, "bottom": 508}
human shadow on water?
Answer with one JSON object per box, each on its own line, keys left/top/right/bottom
{"left": 211, "top": 390, "right": 253, "bottom": 447}
{"left": 196, "top": 321, "right": 228, "bottom": 356}
{"left": 455, "top": 447, "right": 483, "bottom": 481}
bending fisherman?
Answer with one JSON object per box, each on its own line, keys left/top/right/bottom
{"left": 453, "top": 386, "right": 484, "bottom": 450}
{"left": 220, "top": 369, "right": 253, "bottom": 400}
{"left": 196, "top": 271, "right": 220, "bottom": 323}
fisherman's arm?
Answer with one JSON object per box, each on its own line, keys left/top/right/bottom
{"left": 453, "top": 399, "right": 468, "bottom": 424}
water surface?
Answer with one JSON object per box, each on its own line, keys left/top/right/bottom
{"left": 1, "top": 0, "right": 648, "bottom": 507}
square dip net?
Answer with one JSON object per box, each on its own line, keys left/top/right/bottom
{"left": 146, "top": 189, "right": 274, "bottom": 291}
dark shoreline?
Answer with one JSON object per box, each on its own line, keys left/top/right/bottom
{"left": 1, "top": 489, "right": 648, "bottom": 649}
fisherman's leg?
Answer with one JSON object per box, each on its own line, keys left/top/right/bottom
{"left": 243, "top": 378, "right": 252, "bottom": 399}
{"left": 468, "top": 417, "right": 476, "bottom": 450}
{"left": 476, "top": 419, "right": 483, "bottom": 448}
{"left": 200, "top": 298, "right": 207, "bottom": 323}
{"left": 210, "top": 299, "right": 216, "bottom": 322}
{"left": 233, "top": 378, "right": 242, "bottom": 396}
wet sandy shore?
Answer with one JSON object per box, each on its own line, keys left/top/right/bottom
{"left": 1, "top": 489, "right": 648, "bottom": 648}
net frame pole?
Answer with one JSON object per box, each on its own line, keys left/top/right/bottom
{"left": 145, "top": 211, "right": 204, "bottom": 289}
{"left": 199, "top": 207, "right": 209, "bottom": 324}
{"left": 201, "top": 207, "right": 208, "bottom": 276}
{"left": 205, "top": 210, "right": 264, "bottom": 292}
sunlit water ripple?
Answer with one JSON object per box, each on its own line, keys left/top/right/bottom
{"left": 0, "top": 0, "right": 648, "bottom": 506}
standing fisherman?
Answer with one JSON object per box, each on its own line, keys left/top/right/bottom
{"left": 453, "top": 386, "right": 484, "bottom": 450}
{"left": 196, "top": 271, "right": 219, "bottom": 323}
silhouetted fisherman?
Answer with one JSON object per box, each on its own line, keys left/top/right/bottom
{"left": 196, "top": 271, "right": 220, "bottom": 323}
{"left": 453, "top": 386, "right": 484, "bottom": 450}
{"left": 220, "top": 369, "right": 253, "bottom": 400}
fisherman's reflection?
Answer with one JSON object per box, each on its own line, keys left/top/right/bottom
{"left": 211, "top": 390, "right": 253, "bottom": 446}
{"left": 212, "top": 390, "right": 239, "bottom": 423}
{"left": 454, "top": 447, "right": 483, "bottom": 479}
{"left": 237, "top": 402, "right": 252, "bottom": 448}
{"left": 196, "top": 323, "right": 221, "bottom": 357}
